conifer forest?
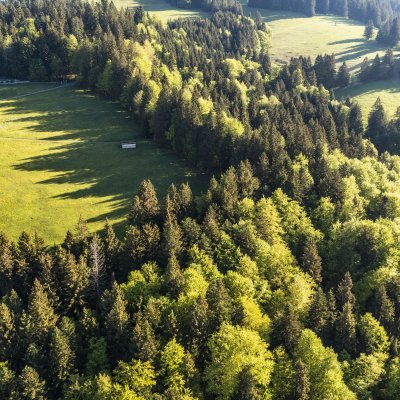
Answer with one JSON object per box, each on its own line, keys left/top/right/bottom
{"left": 2, "top": 0, "right": 400, "bottom": 398}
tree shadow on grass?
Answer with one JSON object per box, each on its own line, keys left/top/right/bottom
{"left": 329, "top": 38, "right": 365, "bottom": 45}
{"left": 2, "top": 86, "right": 207, "bottom": 232}
{"left": 335, "top": 42, "right": 383, "bottom": 64}
{"left": 336, "top": 79, "right": 400, "bottom": 100}
{"left": 129, "top": 0, "right": 207, "bottom": 19}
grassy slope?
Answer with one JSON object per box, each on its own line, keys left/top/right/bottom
{"left": 239, "top": 4, "right": 392, "bottom": 71}
{"left": 120, "top": 0, "right": 391, "bottom": 70}
{"left": 239, "top": 4, "right": 400, "bottom": 122}
{"left": 0, "top": 83, "right": 206, "bottom": 243}
{"left": 336, "top": 79, "right": 400, "bottom": 123}
{"left": 114, "top": 0, "right": 208, "bottom": 20}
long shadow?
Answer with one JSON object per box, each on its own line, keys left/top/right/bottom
{"left": 3, "top": 86, "right": 208, "bottom": 228}
{"left": 129, "top": 0, "right": 207, "bottom": 18}
{"left": 335, "top": 43, "right": 384, "bottom": 64}
{"left": 329, "top": 38, "right": 364, "bottom": 45}
{"left": 336, "top": 80, "right": 400, "bottom": 100}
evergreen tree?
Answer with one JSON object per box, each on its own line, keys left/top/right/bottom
{"left": 301, "top": 238, "right": 323, "bottom": 284}
{"left": 54, "top": 249, "right": 89, "bottom": 314}
{"left": 0, "top": 233, "right": 14, "bottom": 297}
{"left": 336, "top": 272, "right": 356, "bottom": 310}
{"left": 206, "top": 279, "right": 233, "bottom": 331}
{"left": 131, "top": 311, "right": 158, "bottom": 362}
{"left": 236, "top": 160, "right": 260, "bottom": 199}
{"left": 389, "top": 18, "right": 400, "bottom": 47}
{"left": 162, "top": 215, "right": 183, "bottom": 259}
{"left": 179, "top": 183, "right": 194, "bottom": 219}
{"left": 348, "top": 103, "right": 364, "bottom": 136}
{"left": 187, "top": 295, "right": 210, "bottom": 355}
{"left": 294, "top": 360, "right": 311, "bottom": 400}
{"left": 25, "top": 279, "right": 58, "bottom": 344}
{"left": 335, "top": 301, "right": 357, "bottom": 354}
{"left": 234, "top": 366, "right": 264, "bottom": 400}
{"left": 72, "top": 216, "right": 90, "bottom": 259}
{"left": 276, "top": 308, "right": 302, "bottom": 353}
{"left": 375, "top": 285, "right": 395, "bottom": 331}
{"left": 18, "top": 365, "right": 46, "bottom": 400}
{"left": 104, "top": 282, "right": 130, "bottom": 364}
{"left": 364, "top": 20, "right": 374, "bottom": 39}
{"left": 103, "top": 220, "right": 120, "bottom": 275}
{"left": 336, "top": 62, "right": 350, "bottom": 87}
{"left": 0, "top": 362, "right": 16, "bottom": 399}
{"left": 85, "top": 337, "right": 109, "bottom": 376}
{"left": 88, "top": 233, "right": 106, "bottom": 304}
{"left": 128, "top": 180, "right": 161, "bottom": 226}
{"left": 49, "top": 327, "right": 74, "bottom": 394}
{"left": 308, "top": 287, "right": 329, "bottom": 336}
{"left": 164, "top": 254, "right": 184, "bottom": 297}
{"left": 0, "top": 303, "right": 14, "bottom": 361}
{"left": 366, "top": 97, "right": 387, "bottom": 146}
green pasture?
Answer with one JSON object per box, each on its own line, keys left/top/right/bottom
{"left": 0, "top": 83, "right": 206, "bottom": 243}
{"left": 114, "top": 0, "right": 208, "bottom": 20}
{"left": 336, "top": 79, "right": 400, "bottom": 123}
{"left": 239, "top": 4, "right": 393, "bottom": 71}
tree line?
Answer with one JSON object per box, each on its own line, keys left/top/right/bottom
{"left": 376, "top": 17, "right": 400, "bottom": 46}
{"left": 248, "top": 0, "right": 400, "bottom": 27}
{"left": 359, "top": 49, "right": 396, "bottom": 83}
{"left": 165, "top": 0, "right": 242, "bottom": 12}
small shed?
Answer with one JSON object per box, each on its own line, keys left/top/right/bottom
{"left": 121, "top": 141, "right": 137, "bottom": 149}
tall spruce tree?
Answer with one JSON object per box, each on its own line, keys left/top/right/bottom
{"left": 301, "top": 238, "right": 323, "bottom": 284}
{"left": 25, "top": 279, "right": 58, "bottom": 344}
{"left": 49, "top": 327, "right": 75, "bottom": 394}
{"left": 366, "top": 97, "right": 387, "bottom": 145}
{"left": 88, "top": 234, "right": 106, "bottom": 304}
{"left": 336, "top": 62, "right": 350, "bottom": 87}
{"left": 364, "top": 20, "right": 375, "bottom": 39}
{"left": 128, "top": 180, "right": 161, "bottom": 226}
{"left": 18, "top": 365, "right": 46, "bottom": 400}
{"left": 104, "top": 282, "right": 130, "bottom": 364}
{"left": 294, "top": 360, "right": 311, "bottom": 400}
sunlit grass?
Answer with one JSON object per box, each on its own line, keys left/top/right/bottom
{"left": 113, "top": 0, "right": 208, "bottom": 21}
{"left": 336, "top": 79, "right": 400, "bottom": 123}
{"left": 0, "top": 83, "right": 207, "bottom": 243}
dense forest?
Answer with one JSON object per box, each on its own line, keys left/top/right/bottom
{"left": 358, "top": 49, "right": 396, "bottom": 84}
{"left": 376, "top": 17, "right": 400, "bottom": 46}
{"left": 2, "top": 0, "right": 400, "bottom": 398}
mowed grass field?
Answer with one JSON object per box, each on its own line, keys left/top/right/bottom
{"left": 0, "top": 83, "right": 206, "bottom": 243}
{"left": 336, "top": 79, "right": 400, "bottom": 123}
{"left": 114, "top": 0, "right": 208, "bottom": 20}
{"left": 239, "top": 4, "right": 395, "bottom": 71}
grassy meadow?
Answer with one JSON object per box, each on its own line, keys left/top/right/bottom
{"left": 336, "top": 79, "right": 400, "bottom": 123}
{"left": 0, "top": 83, "right": 206, "bottom": 243}
{"left": 239, "top": 4, "right": 393, "bottom": 72}
{"left": 114, "top": 0, "right": 208, "bottom": 20}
